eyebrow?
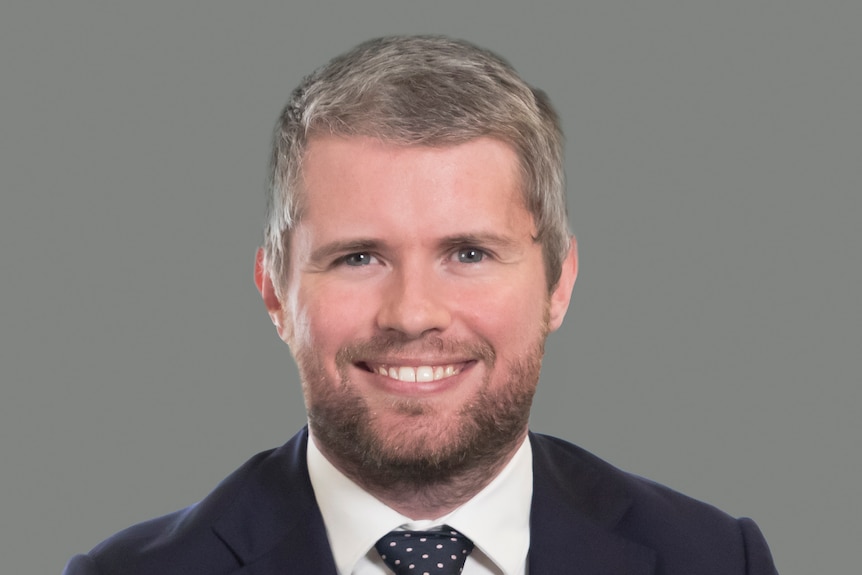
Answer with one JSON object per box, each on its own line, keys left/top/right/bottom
{"left": 308, "top": 239, "right": 384, "bottom": 266}
{"left": 437, "top": 232, "right": 528, "bottom": 253}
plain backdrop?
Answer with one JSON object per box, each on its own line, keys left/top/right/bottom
{"left": 1, "top": 1, "right": 859, "bottom": 573}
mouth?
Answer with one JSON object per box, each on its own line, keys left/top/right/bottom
{"left": 357, "top": 361, "right": 473, "bottom": 383}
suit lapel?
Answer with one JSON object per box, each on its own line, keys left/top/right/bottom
{"left": 529, "top": 433, "right": 656, "bottom": 575}
{"left": 213, "top": 428, "right": 338, "bottom": 575}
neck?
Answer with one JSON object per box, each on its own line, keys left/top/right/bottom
{"left": 314, "top": 430, "right": 527, "bottom": 520}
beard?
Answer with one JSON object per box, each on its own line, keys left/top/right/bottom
{"left": 294, "top": 329, "right": 547, "bottom": 492}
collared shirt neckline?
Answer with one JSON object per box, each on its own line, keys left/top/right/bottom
{"left": 307, "top": 431, "right": 533, "bottom": 575}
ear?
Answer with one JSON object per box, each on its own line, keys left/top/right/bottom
{"left": 548, "top": 236, "right": 578, "bottom": 332}
{"left": 254, "top": 247, "right": 289, "bottom": 339}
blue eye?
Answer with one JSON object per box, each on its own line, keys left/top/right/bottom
{"left": 343, "top": 253, "right": 373, "bottom": 266}
{"left": 457, "top": 248, "right": 485, "bottom": 263}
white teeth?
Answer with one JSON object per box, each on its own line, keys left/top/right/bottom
{"left": 416, "top": 366, "right": 434, "bottom": 382}
{"left": 372, "top": 364, "right": 462, "bottom": 382}
{"left": 398, "top": 366, "right": 416, "bottom": 382}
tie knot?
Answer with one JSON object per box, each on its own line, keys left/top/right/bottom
{"left": 375, "top": 525, "right": 474, "bottom": 575}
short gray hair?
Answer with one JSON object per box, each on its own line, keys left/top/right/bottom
{"left": 265, "top": 35, "right": 569, "bottom": 296}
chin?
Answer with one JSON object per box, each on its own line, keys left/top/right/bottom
{"left": 308, "top": 374, "right": 535, "bottom": 487}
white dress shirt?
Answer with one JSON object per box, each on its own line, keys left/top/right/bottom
{"left": 306, "top": 432, "right": 533, "bottom": 575}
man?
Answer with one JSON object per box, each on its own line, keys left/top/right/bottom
{"left": 64, "top": 35, "right": 778, "bottom": 574}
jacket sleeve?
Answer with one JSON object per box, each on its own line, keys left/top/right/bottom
{"left": 739, "top": 517, "right": 779, "bottom": 575}
{"left": 62, "top": 554, "right": 100, "bottom": 575}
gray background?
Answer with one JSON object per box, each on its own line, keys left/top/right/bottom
{"left": 1, "top": 1, "right": 859, "bottom": 573}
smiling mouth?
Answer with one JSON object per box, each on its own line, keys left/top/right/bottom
{"left": 358, "top": 362, "right": 470, "bottom": 382}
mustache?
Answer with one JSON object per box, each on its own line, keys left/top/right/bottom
{"left": 335, "top": 334, "right": 496, "bottom": 366}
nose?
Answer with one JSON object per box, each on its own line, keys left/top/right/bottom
{"left": 376, "top": 266, "right": 452, "bottom": 338}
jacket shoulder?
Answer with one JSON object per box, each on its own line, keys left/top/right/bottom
{"left": 63, "top": 431, "right": 312, "bottom": 575}
{"left": 529, "top": 433, "right": 778, "bottom": 574}
{"left": 532, "top": 432, "right": 745, "bottom": 524}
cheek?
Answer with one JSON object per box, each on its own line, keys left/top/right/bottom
{"left": 295, "top": 282, "right": 376, "bottom": 351}
{"left": 454, "top": 282, "right": 549, "bottom": 351}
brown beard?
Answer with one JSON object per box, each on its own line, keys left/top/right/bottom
{"left": 296, "top": 330, "right": 546, "bottom": 498}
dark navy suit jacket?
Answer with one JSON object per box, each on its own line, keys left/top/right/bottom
{"left": 63, "top": 429, "right": 778, "bottom": 574}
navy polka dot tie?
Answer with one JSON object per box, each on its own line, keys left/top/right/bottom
{"left": 375, "top": 525, "right": 474, "bottom": 575}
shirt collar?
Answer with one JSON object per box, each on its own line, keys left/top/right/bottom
{"left": 307, "top": 431, "right": 533, "bottom": 575}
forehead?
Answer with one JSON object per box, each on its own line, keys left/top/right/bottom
{"left": 298, "top": 135, "right": 529, "bottom": 227}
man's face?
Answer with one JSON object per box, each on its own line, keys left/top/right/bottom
{"left": 260, "top": 135, "right": 576, "bottom": 484}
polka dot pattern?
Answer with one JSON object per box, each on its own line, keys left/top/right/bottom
{"left": 375, "top": 525, "right": 474, "bottom": 575}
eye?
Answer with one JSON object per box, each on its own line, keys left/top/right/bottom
{"left": 342, "top": 252, "right": 375, "bottom": 266}
{"left": 455, "top": 248, "right": 486, "bottom": 264}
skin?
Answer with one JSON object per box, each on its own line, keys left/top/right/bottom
{"left": 255, "top": 135, "right": 577, "bottom": 518}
